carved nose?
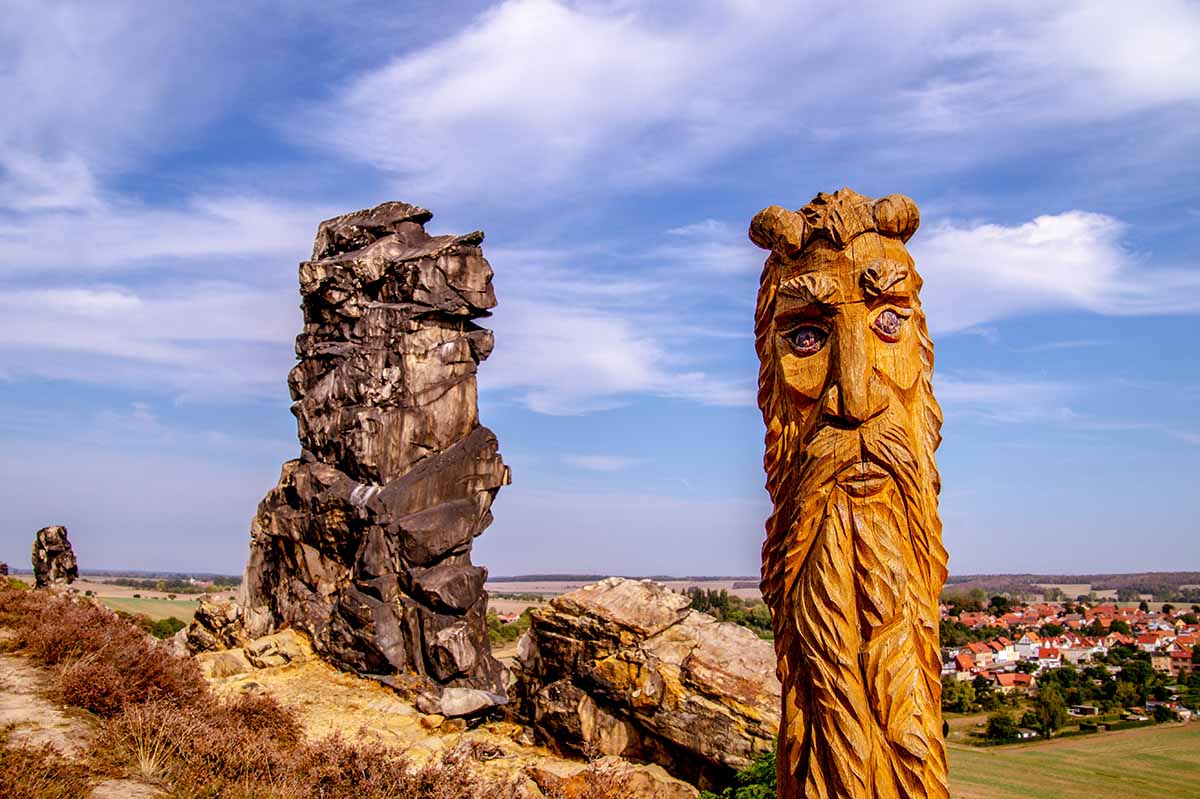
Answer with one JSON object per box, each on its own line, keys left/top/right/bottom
{"left": 823, "top": 327, "right": 889, "bottom": 426}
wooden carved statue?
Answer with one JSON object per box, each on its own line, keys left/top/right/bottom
{"left": 749, "top": 189, "right": 949, "bottom": 799}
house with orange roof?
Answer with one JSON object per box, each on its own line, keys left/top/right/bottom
{"left": 1037, "top": 647, "right": 1062, "bottom": 670}
{"left": 965, "top": 641, "right": 993, "bottom": 667}
{"left": 992, "top": 672, "right": 1035, "bottom": 693}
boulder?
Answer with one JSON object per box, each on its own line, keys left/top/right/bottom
{"left": 513, "top": 578, "right": 780, "bottom": 789}
{"left": 185, "top": 202, "right": 510, "bottom": 716}
{"left": 244, "top": 629, "right": 313, "bottom": 669}
{"left": 525, "top": 757, "right": 699, "bottom": 799}
{"left": 31, "top": 526, "right": 78, "bottom": 588}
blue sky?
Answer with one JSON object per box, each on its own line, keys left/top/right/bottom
{"left": 1, "top": 0, "right": 1198, "bottom": 577}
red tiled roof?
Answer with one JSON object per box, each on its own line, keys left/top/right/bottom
{"left": 994, "top": 673, "right": 1033, "bottom": 687}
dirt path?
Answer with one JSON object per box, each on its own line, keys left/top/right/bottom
{"left": 0, "top": 651, "right": 91, "bottom": 755}
{"left": 0, "top": 650, "right": 163, "bottom": 798}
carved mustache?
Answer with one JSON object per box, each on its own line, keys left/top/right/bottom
{"left": 796, "top": 412, "right": 922, "bottom": 494}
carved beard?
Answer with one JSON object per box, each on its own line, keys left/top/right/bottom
{"left": 766, "top": 404, "right": 949, "bottom": 799}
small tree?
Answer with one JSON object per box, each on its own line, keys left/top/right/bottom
{"left": 1113, "top": 681, "right": 1140, "bottom": 709}
{"left": 1032, "top": 685, "right": 1068, "bottom": 739}
{"left": 986, "top": 711, "right": 1018, "bottom": 741}
{"left": 941, "top": 677, "right": 976, "bottom": 713}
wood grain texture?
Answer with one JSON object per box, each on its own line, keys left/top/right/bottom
{"left": 751, "top": 189, "right": 948, "bottom": 798}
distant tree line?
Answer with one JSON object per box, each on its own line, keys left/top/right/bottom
{"left": 105, "top": 575, "right": 241, "bottom": 594}
{"left": 686, "top": 588, "right": 772, "bottom": 640}
{"left": 944, "top": 573, "right": 1200, "bottom": 602}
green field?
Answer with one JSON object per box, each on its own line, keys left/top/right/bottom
{"left": 98, "top": 596, "right": 197, "bottom": 622}
{"left": 950, "top": 723, "right": 1200, "bottom": 799}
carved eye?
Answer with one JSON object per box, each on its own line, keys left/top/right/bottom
{"left": 872, "top": 309, "right": 904, "bottom": 342}
{"left": 782, "top": 325, "right": 828, "bottom": 356}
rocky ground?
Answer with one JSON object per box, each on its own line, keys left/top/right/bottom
{"left": 194, "top": 628, "right": 699, "bottom": 798}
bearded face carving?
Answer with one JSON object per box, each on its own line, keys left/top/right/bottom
{"left": 751, "top": 189, "right": 949, "bottom": 799}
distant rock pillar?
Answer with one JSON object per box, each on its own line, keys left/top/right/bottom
{"left": 32, "top": 525, "right": 79, "bottom": 588}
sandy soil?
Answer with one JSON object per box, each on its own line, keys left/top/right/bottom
{"left": 0, "top": 650, "right": 91, "bottom": 755}
{"left": 0, "top": 646, "right": 164, "bottom": 797}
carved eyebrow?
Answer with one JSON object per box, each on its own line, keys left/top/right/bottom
{"left": 861, "top": 259, "right": 910, "bottom": 299}
{"left": 777, "top": 272, "right": 840, "bottom": 306}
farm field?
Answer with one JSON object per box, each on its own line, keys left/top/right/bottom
{"left": 949, "top": 723, "right": 1200, "bottom": 799}
{"left": 486, "top": 577, "right": 763, "bottom": 601}
{"left": 97, "top": 595, "right": 197, "bottom": 621}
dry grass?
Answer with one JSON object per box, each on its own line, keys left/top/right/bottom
{"left": 0, "top": 726, "right": 91, "bottom": 799}
{"left": 0, "top": 578, "right": 523, "bottom": 798}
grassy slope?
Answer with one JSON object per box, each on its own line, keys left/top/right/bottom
{"left": 97, "top": 596, "right": 196, "bottom": 621}
{"left": 949, "top": 723, "right": 1200, "bottom": 799}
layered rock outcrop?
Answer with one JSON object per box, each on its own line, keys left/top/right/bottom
{"left": 32, "top": 525, "right": 78, "bottom": 588}
{"left": 512, "top": 578, "right": 780, "bottom": 789}
{"left": 191, "top": 201, "right": 510, "bottom": 716}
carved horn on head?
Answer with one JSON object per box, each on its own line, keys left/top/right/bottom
{"left": 872, "top": 194, "right": 920, "bottom": 242}
{"left": 749, "top": 205, "right": 809, "bottom": 258}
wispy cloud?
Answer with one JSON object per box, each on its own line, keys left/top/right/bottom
{"left": 0, "top": 282, "right": 298, "bottom": 399}
{"left": 561, "top": 454, "right": 641, "bottom": 472}
{"left": 300, "top": 0, "right": 1200, "bottom": 204}
{"left": 935, "top": 373, "right": 1076, "bottom": 424}
{"left": 0, "top": 194, "right": 328, "bottom": 274}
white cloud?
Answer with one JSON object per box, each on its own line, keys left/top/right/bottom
{"left": 0, "top": 194, "right": 328, "bottom": 274}
{"left": 485, "top": 296, "right": 752, "bottom": 414}
{"left": 561, "top": 454, "right": 640, "bottom": 471}
{"left": 914, "top": 211, "right": 1200, "bottom": 332}
{"left": 0, "top": 282, "right": 298, "bottom": 399}
{"left": 302, "top": 0, "right": 1200, "bottom": 203}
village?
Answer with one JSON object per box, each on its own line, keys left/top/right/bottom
{"left": 940, "top": 594, "right": 1199, "bottom": 732}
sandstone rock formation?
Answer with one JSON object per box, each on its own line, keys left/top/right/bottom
{"left": 512, "top": 578, "right": 779, "bottom": 789}
{"left": 32, "top": 525, "right": 78, "bottom": 588}
{"left": 190, "top": 201, "right": 510, "bottom": 716}
{"left": 197, "top": 626, "right": 699, "bottom": 799}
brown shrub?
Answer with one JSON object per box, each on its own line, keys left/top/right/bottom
{"left": 217, "top": 691, "right": 303, "bottom": 747}
{"left": 0, "top": 587, "right": 205, "bottom": 716}
{"left": 0, "top": 583, "right": 516, "bottom": 798}
{"left": 0, "top": 728, "right": 91, "bottom": 799}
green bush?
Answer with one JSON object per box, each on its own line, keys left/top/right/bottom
{"left": 487, "top": 608, "right": 532, "bottom": 645}
{"left": 700, "top": 748, "right": 776, "bottom": 799}
{"left": 687, "top": 588, "right": 773, "bottom": 639}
